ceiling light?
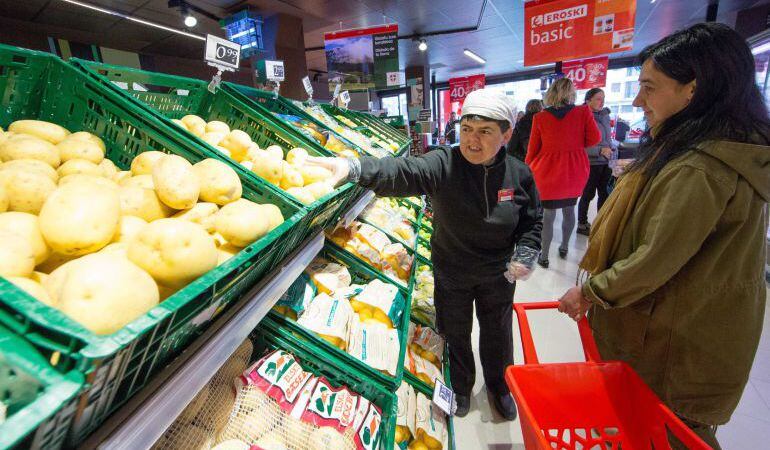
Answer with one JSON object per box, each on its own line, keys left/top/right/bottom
{"left": 463, "top": 49, "right": 486, "bottom": 64}
{"left": 418, "top": 39, "right": 428, "bottom": 52}
{"left": 184, "top": 14, "right": 197, "bottom": 27}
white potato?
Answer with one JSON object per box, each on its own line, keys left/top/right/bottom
{"left": 265, "top": 145, "right": 284, "bottom": 161}
{"left": 0, "top": 135, "right": 61, "bottom": 168}
{"left": 6, "top": 277, "right": 54, "bottom": 306}
{"left": 0, "top": 159, "right": 58, "bottom": 183}
{"left": 286, "top": 147, "right": 309, "bottom": 166}
{"left": 220, "top": 130, "right": 252, "bottom": 162}
{"left": 0, "top": 231, "right": 35, "bottom": 277}
{"left": 305, "top": 181, "right": 334, "bottom": 201}
{"left": 286, "top": 187, "right": 314, "bottom": 205}
{"left": 171, "top": 202, "right": 219, "bottom": 233}
{"left": 58, "top": 174, "right": 119, "bottom": 192}
{"left": 251, "top": 152, "right": 283, "bottom": 185}
{"left": 279, "top": 162, "right": 304, "bottom": 190}
{"left": 171, "top": 119, "right": 187, "bottom": 130}
{"left": 298, "top": 165, "right": 332, "bottom": 185}
{"left": 130, "top": 151, "right": 166, "bottom": 176}
{"left": 0, "top": 212, "right": 50, "bottom": 265}
{"left": 260, "top": 204, "right": 284, "bottom": 230}
{"left": 98, "top": 159, "right": 118, "bottom": 178}
{"left": 112, "top": 170, "right": 132, "bottom": 184}
{"left": 122, "top": 174, "right": 154, "bottom": 189}
{"left": 181, "top": 115, "right": 206, "bottom": 130}
{"left": 201, "top": 131, "right": 226, "bottom": 147}
{"left": 112, "top": 215, "right": 148, "bottom": 244}
{"left": 119, "top": 186, "right": 175, "bottom": 222}
{"left": 192, "top": 158, "right": 242, "bottom": 205}
{"left": 214, "top": 199, "right": 271, "bottom": 247}
{"left": 8, "top": 120, "right": 70, "bottom": 144}
{"left": 0, "top": 184, "right": 6, "bottom": 212}
{"left": 152, "top": 154, "right": 199, "bottom": 209}
{"left": 0, "top": 169, "right": 57, "bottom": 214}
{"left": 206, "top": 121, "right": 230, "bottom": 134}
{"left": 56, "top": 138, "right": 104, "bottom": 164}
{"left": 66, "top": 131, "right": 106, "bottom": 153}
{"left": 217, "top": 243, "right": 240, "bottom": 266}
{"left": 57, "top": 159, "right": 102, "bottom": 178}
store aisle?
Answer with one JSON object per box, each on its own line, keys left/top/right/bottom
{"left": 452, "top": 208, "right": 770, "bottom": 450}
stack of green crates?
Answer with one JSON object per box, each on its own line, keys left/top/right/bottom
{"left": 70, "top": 59, "right": 355, "bottom": 235}
{"left": 0, "top": 43, "right": 306, "bottom": 445}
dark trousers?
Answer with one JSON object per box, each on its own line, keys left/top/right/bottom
{"left": 578, "top": 164, "right": 612, "bottom": 224}
{"left": 434, "top": 269, "right": 515, "bottom": 397}
{"left": 669, "top": 416, "right": 722, "bottom": 449}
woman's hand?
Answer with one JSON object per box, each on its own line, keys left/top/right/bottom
{"left": 557, "top": 286, "right": 592, "bottom": 322}
{"left": 600, "top": 147, "right": 613, "bottom": 160}
{"left": 304, "top": 156, "right": 350, "bottom": 187}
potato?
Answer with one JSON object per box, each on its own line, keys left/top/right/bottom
{"left": 0, "top": 135, "right": 61, "bottom": 168}
{"left": 113, "top": 170, "right": 132, "bottom": 184}
{"left": 240, "top": 160, "right": 253, "bottom": 171}
{"left": 130, "top": 151, "right": 166, "bottom": 176}
{"left": 217, "top": 243, "right": 240, "bottom": 266}
{"left": 127, "top": 218, "right": 217, "bottom": 288}
{"left": 112, "top": 216, "right": 148, "bottom": 244}
{"left": 56, "top": 252, "right": 160, "bottom": 335}
{"left": 56, "top": 138, "right": 104, "bottom": 164}
{"left": 0, "top": 231, "right": 35, "bottom": 277}
{"left": 252, "top": 152, "right": 283, "bottom": 184}
{"left": 220, "top": 130, "right": 252, "bottom": 162}
{"left": 172, "top": 202, "right": 219, "bottom": 233}
{"left": 244, "top": 145, "right": 262, "bottom": 163}
{"left": 98, "top": 158, "right": 118, "bottom": 178}
{"left": 211, "top": 232, "right": 228, "bottom": 247}
{"left": 122, "top": 174, "right": 154, "bottom": 189}
{"left": 261, "top": 204, "right": 284, "bottom": 230}
{"left": 99, "top": 242, "right": 128, "bottom": 258}
{"left": 206, "top": 121, "right": 230, "bottom": 134}
{"left": 286, "top": 187, "right": 314, "bottom": 205}
{"left": 39, "top": 182, "right": 120, "bottom": 256}
{"left": 58, "top": 174, "right": 119, "bottom": 192}
{"left": 214, "top": 146, "right": 232, "bottom": 158}
{"left": 6, "top": 277, "right": 54, "bottom": 306}
{"left": 36, "top": 253, "right": 75, "bottom": 275}
{"left": 57, "top": 159, "right": 102, "bottom": 178}
{"left": 119, "top": 186, "right": 174, "bottom": 222}
{"left": 180, "top": 115, "right": 206, "bottom": 130}
{"left": 265, "top": 145, "right": 284, "bottom": 161}
{"left": 279, "top": 162, "right": 304, "bottom": 190}
{"left": 0, "top": 159, "right": 58, "bottom": 183}
{"left": 214, "top": 199, "right": 270, "bottom": 247}
{"left": 192, "top": 158, "right": 242, "bottom": 205}
{"left": 299, "top": 165, "right": 332, "bottom": 185}
{"left": 188, "top": 123, "right": 206, "bottom": 137}
{"left": 8, "top": 120, "right": 70, "bottom": 144}
{"left": 66, "top": 131, "right": 106, "bottom": 153}
{"left": 0, "top": 212, "right": 50, "bottom": 265}
{"left": 171, "top": 118, "right": 187, "bottom": 130}
{"left": 0, "top": 169, "right": 57, "bottom": 214}
{"left": 152, "top": 154, "right": 199, "bottom": 209}
{"left": 212, "top": 440, "right": 250, "bottom": 450}
{"left": 286, "top": 147, "right": 309, "bottom": 166}
{"left": 0, "top": 184, "right": 6, "bottom": 212}
{"left": 201, "top": 131, "right": 226, "bottom": 147}
{"left": 305, "top": 181, "right": 334, "bottom": 201}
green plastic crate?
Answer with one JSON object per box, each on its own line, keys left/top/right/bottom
{"left": 252, "top": 319, "right": 397, "bottom": 450}
{"left": 0, "top": 43, "right": 306, "bottom": 444}
{"left": 0, "top": 324, "right": 83, "bottom": 450}
{"left": 265, "top": 244, "right": 411, "bottom": 390}
{"left": 319, "top": 103, "right": 410, "bottom": 153}
{"left": 70, "top": 59, "right": 355, "bottom": 236}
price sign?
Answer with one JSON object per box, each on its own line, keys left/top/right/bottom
{"left": 449, "top": 74, "right": 485, "bottom": 103}
{"left": 333, "top": 84, "right": 341, "bottom": 100}
{"left": 563, "top": 56, "right": 608, "bottom": 90}
{"left": 204, "top": 34, "right": 241, "bottom": 71}
{"left": 264, "top": 60, "right": 285, "bottom": 82}
{"left": 339, "top": 90, "right": 350, "bottom": 105}
{"left": 432, "top": 378, "right": 456, "bottom": 416}
{"left": 302, "top": 76, "right": 314, "bottom": 97}
{"left": 417, "top": 109, "right": 432, "bottom": 121}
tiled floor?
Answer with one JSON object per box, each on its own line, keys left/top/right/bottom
{"left": 451, "top": 208, "right": 770, "bottom": 450}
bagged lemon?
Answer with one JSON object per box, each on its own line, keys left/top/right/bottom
{"left": 296, "top": 293, "right": 353, "bottom": 350}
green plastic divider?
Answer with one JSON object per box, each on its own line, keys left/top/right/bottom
{"left": 265, "top": 244, "right": 410, "bottom": 390}
{"left": 0, "top": 43, "right": 306, "bottom": 444}
{"left": 0, "top": 325, "right": 83, "bottom": 450}
{"left": 70, "top": 58, "right": 355, "bottom": 235}
{"left": 252, "top": 320, "right": 397, "bottom": 450}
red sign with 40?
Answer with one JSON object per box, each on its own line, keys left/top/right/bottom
{"left": 562, "top": 55, "right": 608, "bottom": 89}
{"left": 449, "top": 74, "right": 486, "bottom": 103}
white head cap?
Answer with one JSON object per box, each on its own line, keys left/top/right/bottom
{"left": 461, "top": 89, "right": 517, "bottom": 127}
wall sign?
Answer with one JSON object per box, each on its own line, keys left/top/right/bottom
{"left": 324, "top": 24, "right": 400, "bottom": 90}
{"left": 524, "top": 0, "right": 636, "bottom": 66}
{"left": 562, "top": 55, "right": 608, "bottom": 89}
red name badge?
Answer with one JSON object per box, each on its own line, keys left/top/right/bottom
{"left": 498, "top": 188, "right": 514, "bottom": 202}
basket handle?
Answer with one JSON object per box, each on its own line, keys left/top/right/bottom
{"left": 513, "top": 302, "right": 602, "bottom": 364}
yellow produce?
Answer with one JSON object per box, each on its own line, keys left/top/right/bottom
{"left": 66, "top": 131, "right": 106, "bottom": 153}
{"left": 152, "top": 154, "right": 200, "bottom": 209}
{"left": 122, "top": 174, "right": 154, "bottom": 189}
{"left": 0, "top": 212, "right": 50, "bottom": 264}
{"left": 305, "top": 181, "right": 334, "bottom": 201}
{"left": 251, "top": 152, "right": 283, "bottom": 185}
{"left": 98, "top": 158, "right": 118, "bottom": 178}
{"left": 260, "top": 203, "right": 284, "bottom": 230}
{"left": 192, "top": 158, "right": 242, "bottom": 205}
{"left": 0, "top": 184, "right": 6, "bottom": 212}
{"left": 220, "top": 130, "right": 252, "bottom": 162}
{"left": 180, "top": 115, "right": 206, "bottom": 131}
{"left": 279, "top": 162, "right": 304, "bottom": 190}
{"left": 214, "top": 146, "right": 232, "bottom": 158}
{"left": 113, "top": 170, "right": 132, "bottom": 184}
{"left": 214, "top": 199, "right": 270, "bottom": 247}
{"left": 265, "top": 144, "right": 284, "bottom": 161}
{"left": 57, "top": 159, "right": 102, "bottom": 177}
{"left": 8, "top": 120, "right": 70, "bottom": 144}
{"left": 130, "top": 150, "right": 166, "bottom": 176}
{"left": 35, "top": 252, "right": 75, "bottom": 274}
{"left": 0, "top": 134, "right": 61, "bottom": 168}
{"left": 42, "top": 256, "right": 80, "bottom": 299}
{"left": 319, "top": 334, "right": 346, "bottom": 350}
{"left": 205, "top": 120, "right": 230, "bottom": 134}
{"left": 286, "top": 187, "right": 314, "bottom": 205}
{"left": 112, "top": 215, "right": 148, "bottom": 244}
{"left": 217, "top": 243, "right": 240, "bottom": 266}
{"left": 307, "top": 426, "right": 351, "bottom": 450}
{"left": 171, "top": 118, "right": 187, "bottom": 129}
{"left": 395, "top": 425, "right": 411, "bottom": 444}
{"left": 127, "top": 218, "right": 217, "bottom": 288}
{"left": 39, "top": 182, "right": 120, "bottom": 256}
{"left": 0, "top": 231, "right": 35, "bottom": 277}
{"left": 286, "top": 147, "right": 308, "bottom": 165}
{"left": 201, "top": 131, "right": 226, "bottom": 147}
{"left": 409, "top": 440, "right": 429, "bottom": 450}
{"left": 6, "top": 277, "right": 54, "bottom": 306}
{"left": 56, "top": 252, "right": 159, "bottom": 335}
{"left": 56, "top": 138, "right": 104, "bottom": 164}
{"left": 240, "top": 160, "right": 253, "bottom": 171}
{"left": 244, "top": 145, "right": 262, "bottom": 163}
{"left": 58, "top": 174, "right": 119, "bottom": 192}
{"left": 0, "top": 168, "right": 56, "bottom": 214}
{"left": 299, "top": 165, "right": 332, "bottom": 185}
{"left": 172, "top": 202, "right": 219, "bottom": 233}
{"left": 187, "top": 122, "right": 206, "bottom": 137}
{"left": 0, "top": 159, "right": 58, "bottom": 183}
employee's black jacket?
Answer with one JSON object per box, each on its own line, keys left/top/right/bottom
{"left": 359, "top": 146, "right": 543, "bottom": 282}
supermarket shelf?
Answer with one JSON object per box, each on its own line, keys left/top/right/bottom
{"left": 90, "top": 232, "right": 325, "bottom": 450}
{"left": 340, "top": 190, "right": 376, "bottom": 228}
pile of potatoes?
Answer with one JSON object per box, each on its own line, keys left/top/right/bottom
{"left": 171, "top": 115, "right": 336, "bottom": 205}
{"left": 0, "top": 120, "right": 284, "bottom": 335}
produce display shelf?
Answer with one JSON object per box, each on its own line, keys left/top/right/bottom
{"left": 83, "top": 233, "right": 324, "bottom": 450}
{"left": 318, "top": 103, "right": 410, "bottom": 153}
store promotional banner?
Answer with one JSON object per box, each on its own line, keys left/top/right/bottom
{"left": 449, "top": 74, "right": 486, "bottom": 103}
{"left": 524, "top": 0, "right": 636, "bottom": 66}
{"left": 324, "top": 24, "right": 400, "bottom": 90}
{"left": 562, "top": 55, "right": 608, "bottom": 89}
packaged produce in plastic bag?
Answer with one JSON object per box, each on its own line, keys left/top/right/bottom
{"left": 297, "top": 293, "right": 354, "bottom": 350}
{"left": 272, "top": 273, "right": 317, "bottom": 320}
{"left": 354, "top": 223, "right": 391, "bottom": 253}
{"left": 346, "top": 316, "right": 400, "bottom": 376}
{"left": 410, "top": 324, "right": 444, "bottom": 370}
{"left": 381, "top": 243, "right": 412, "bottom": 283}
{"left": 413, "top": 393, "right": 448, "bottom": 450}
{"left": 395, "top": 384, "right": 417, "bottom": 448}
{"left": 407, "top": 347, "right": 444, "bottom": 388}
{"left": 411, "top": 265, "right": 436, "bottom": 326}
{"left": 344, "top": 237, "right": 383, "bottom": 270}
{"left": 350, "top": 278, "right": 403, "bottom": 328}
{"left": 305, "top": 259, "right": 351, "bottom": 295}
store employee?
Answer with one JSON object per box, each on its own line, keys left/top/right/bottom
{"left": 309, "top": 89, "right": 543, "bottom": 419}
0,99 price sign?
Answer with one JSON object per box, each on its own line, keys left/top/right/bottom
{"left": 205, "top": 34, "right": 241, "bottom": 71}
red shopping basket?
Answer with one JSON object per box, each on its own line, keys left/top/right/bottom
{"left": 506, "top": 302, "right": 712, "bottom": 450}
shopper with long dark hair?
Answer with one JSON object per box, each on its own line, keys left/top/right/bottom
{"left": 577, "top": 88, "right": 614, "bottom": 235}
{"left": 558, "top": 23, "right": 770, "bottom": 449}
{"left": 507, "top": 99, "right": 543, "bottom": 161}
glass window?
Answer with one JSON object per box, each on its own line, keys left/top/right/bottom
{"left": 611, "top": 82, "right": 621, "bottom": 93}
{"left": 624, "top": 81, "right": 639, "bottom": 98}
{"left": 381, "top": 93, "right": 409, "bottom": 123}
{"left": 621, "top": 104, "right": 633, "bottom": 113}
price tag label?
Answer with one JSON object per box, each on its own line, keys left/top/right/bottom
{"left": 264, "top": 60, "right": 285, "bottom": 81}
{"left": 333, "top": 84, "right": 341, "bottom": 100}
{"left": 204, "top": 34, "right": 241, "bottom": 71}
{"left": 432, "top": 378, "right": 455, "bottom": 416}
{"left": 302, "top": 76, "right": 314, "bottom": 97}
{"left": 339, "top": 90, "right": 350, "bottom": 104}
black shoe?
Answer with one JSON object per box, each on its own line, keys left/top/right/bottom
{"left": 454, "top": 394, "right": 470, "bottom": 417}
{"left": 492, "top": 392, "right": 518, "bottom": 421}
{"left": 558, "top": 248, "right": 568, "bottom": 259}
{"left": 576, "top": 223, "right": 591, "bottom": 236}
{"left": 537, "top": 257, "right": 549, "bottom": 269}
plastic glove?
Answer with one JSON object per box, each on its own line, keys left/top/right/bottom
{"left": 503, "top": 245, "right": 540, "bottom": 283}
{"left": 304, "top": 156, "right": 351, "bottom": 187}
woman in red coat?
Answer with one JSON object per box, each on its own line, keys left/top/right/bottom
{"left": 526, "top": 78, "right": 601, "bottom": 267}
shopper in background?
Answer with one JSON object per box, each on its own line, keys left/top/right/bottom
{"left": 615, "top": 116, "right": 630, "bottom": 143}
{"left": 577, "top": 88, "right": 614, "bottom": 236}
{"left": 308, "top": 89, "right": 543, "bottom": 421}
{"left": 516, "top": 111, "right": 525, "bottom": 122}
{"left": 444, "top": 111, "right": 460, "bottom": 145}
{"left": 526, "top": 78, "right": 600, "bottom": 267}
{"left": 558, "top": 23, "right": 770, "bottom": 449}
{"left": 507, "top": 99, "right": 543, "bottom": 161}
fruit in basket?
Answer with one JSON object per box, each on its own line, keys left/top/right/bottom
{"left": 122, "top": 174, "right": 154, "bottom": 189}
{"left": 217, "top": 243, "right": 240, "bottom": 266}
{"left": 112, "top": 215, "right": 148, "bottom": 244}
{"left": 5, "top": 276, "right": 53, "bottom": 305}
{"left": 59, "top": 174, "right": 119, "bottom": 191}
{"left": 298, "top": 165, "right": 332, "bottom": 186}
{"left": 67, "top": 131, "right": 106, "bottom": 152}
{"left": 0, "top": 159, "right": 58, "bottom": 182}
{"left": 251, "top": 151, "right": 283, "bottom": 185}
{"left": 119, "top": 185, "right": 175, "bottom": 222}
{"left": 286, "top": 147, "right": 308, "bottom": 166}
{"left": 57, "top": 159, "right": 102, "bottom": 177}
{"left": 206, "top": 120, "right": 230, "bottom": 134}
{"left": 201, "top": 131, "right": 226, "bottom": 147}
{"left": 0, "top": 167, "right": 57, "bottom": 214}
{"left": 0, "top": 184, "right": 6, "bottom": 212}
{"left": 131, "top": 151, "right": 166, "bottom": 176}
{"left": 152, "top": 154, "right": 200, "bottom": 209}
{"left": 214, "top": 199, "right": 273, "bottom": 247}
{"left": 0, "top": 134, "right": 61, "bottom": 168}
{"left": 265, "top": 145, "right": 284, "bottom": 161}
{"left": 8, "top": 120, "right": 70, "bottom": 144}
{"left": 113, "top": 170, "right": 132, "bottom": 184}
{"left": 180, "top": 115, "right": 207, "bottom": 137}
{"left": 172, "top": 202, "right": 219, "bottom": 233}
{"left": 39, "top": 181, "right": 120, "bottom": 256}
{"left": 128, "top": 218, "right": 217, "bottom": 288}
{"left": 99, "top": 158, "right": 118, "bottom": 178}
{"left": 279, "top": 162, "right": 304, "bottom": 190}
{"left": 57, "top": 137, "right": 105, "bottom": 164}
{"left": 220, "top": 130, "right": 252, "bottom": 162}
{"left": 0, "top": 231, "right": 35, "bottom": 277}
{"left": 285, "top": 187, "right": 314, "bottom": 205}
{"left": 304, "top": 181, "right": 333, "bottom": 201}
